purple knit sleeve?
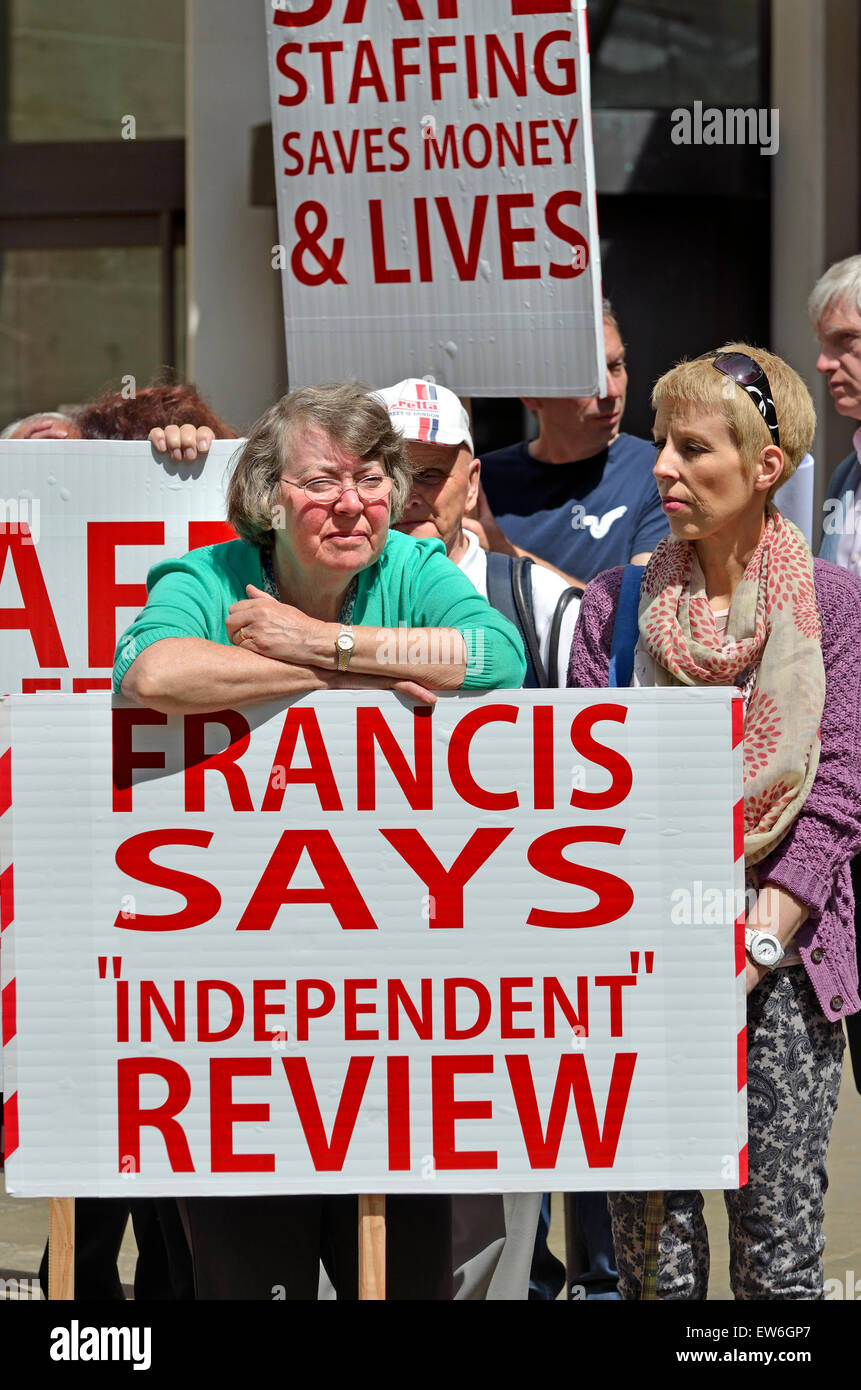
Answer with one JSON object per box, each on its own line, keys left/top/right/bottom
{"left": 756, "top": 560, "right": 861, "bottom": 911}
{"left": 566, "top": 566, "right": 625, "bottom": 689}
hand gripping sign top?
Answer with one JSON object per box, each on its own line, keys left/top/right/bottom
{"left": 265, "top": 0, "right": 604, "bottom": 395}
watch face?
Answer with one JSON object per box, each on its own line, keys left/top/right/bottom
{"left": 752, "top": 933, "right": 782, "bottom": 967}
{"left": 337, "top": 634, "right": 353, "bottom": 652}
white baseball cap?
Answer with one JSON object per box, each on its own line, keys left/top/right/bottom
{"left": 374, "top": 378, "right": 473, "bottom": 454}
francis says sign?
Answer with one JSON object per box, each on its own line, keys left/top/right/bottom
{"left": 1, "top": 688, "right": 746, "bottom": 1196}
{"left": 265, "top": 0, "right": 604, "bottom": 394}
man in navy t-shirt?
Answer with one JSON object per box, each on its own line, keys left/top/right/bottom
{"left": 475, "top": 301, "right": 668, "bottom": 586}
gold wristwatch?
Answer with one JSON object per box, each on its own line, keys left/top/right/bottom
{"left": 335, "top": 625, "right": 355, "bottom": 671}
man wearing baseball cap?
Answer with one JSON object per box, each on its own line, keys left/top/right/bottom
{"left": 376, "top": 377, "right": 580, "bottom": 1299}
{"left": 374, "top": 377, "right": 580, "bottom": 688}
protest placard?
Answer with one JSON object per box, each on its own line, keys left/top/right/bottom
{"left": 0, "top": 441, "right": 238, "bottom": 696}
{"left": 265, "top": 0, "right": 604, "bottom": 394}
{"left": 1, "top": 688, "right": 747, "bottom": 1197}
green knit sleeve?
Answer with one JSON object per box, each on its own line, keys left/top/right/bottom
{"left": 406, "top": 541, "right": 527, "bottom": 690}
{"left": 112, "top": 549, "right": 234, "bottom": 692}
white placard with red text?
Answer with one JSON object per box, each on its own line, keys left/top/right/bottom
{"left": 0, "top": 441, "right": 238, "bottom": 695}
{"left": 2, "top": 689, "right": 746, "bottom": 1196}
{"left": 265, "top": 0, "right": 604, "bottom": 395}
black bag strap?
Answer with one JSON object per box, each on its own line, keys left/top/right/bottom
{"left": 547, "top": 584, "right": 585, "bottom": 686}
{"left": 485, "top": 551, "right": 548, "bottom": 688}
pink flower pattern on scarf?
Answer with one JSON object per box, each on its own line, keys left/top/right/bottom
{"left": 638, "top": 510, "right": 826, "bottom": 865}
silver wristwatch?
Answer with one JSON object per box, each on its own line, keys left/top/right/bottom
{"left": 744, "top": 926, "right": 785, "bottom": 969}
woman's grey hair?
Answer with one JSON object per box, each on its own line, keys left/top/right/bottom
{"left": 0, "top": 411, "right": 75, "bottom": 440}
{"left": 808, "top": 254, "right": 861, "bottom": 328}
{"left": 226, "top": 383, "right": 412, "bottom": 549}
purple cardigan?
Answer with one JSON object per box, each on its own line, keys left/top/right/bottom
{"left": 567, "top": 558, "right": 861, "bottom": 1022}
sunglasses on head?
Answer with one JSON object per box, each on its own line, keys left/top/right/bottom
{"left": 710, "top": 352, "right": 781, "bottom": 450}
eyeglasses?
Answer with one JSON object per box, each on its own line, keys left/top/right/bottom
{"left": 280, "top": 474, "right": 393, "bottom": 503}
{"left": 711, "top": 352, "right": 781, "bottom": 449}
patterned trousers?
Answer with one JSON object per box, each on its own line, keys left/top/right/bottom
{"left": 609, "top": 965, "right": 845, "bottom": 1300}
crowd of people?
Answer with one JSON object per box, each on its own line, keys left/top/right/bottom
{"left": 4, "top": 252, "right": 861, "bottom": 1301}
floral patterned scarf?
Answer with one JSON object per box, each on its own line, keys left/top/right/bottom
{"left": 638, "top": 508, "right": 825, "bottom": 866}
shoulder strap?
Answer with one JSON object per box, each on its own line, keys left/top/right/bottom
{"left": 547, "top": 584, "right": 585, "bottom": 687}
{"left": 608, "top": 564, "right": 645, "bottom": 688}
{"left": 485, "top": 552, "right": 548, "bottom": 688}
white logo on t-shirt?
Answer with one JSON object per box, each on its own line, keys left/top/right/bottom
{"left": 570, "top": 504, "right": 628, "bottom": 539}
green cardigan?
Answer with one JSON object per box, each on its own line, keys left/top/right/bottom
{"left": 113, "top": 530, "right": 526, "bottom": 692}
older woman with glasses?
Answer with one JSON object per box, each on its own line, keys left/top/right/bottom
{"left": 113, "top": 383, "right": 526, "bottom": 1300}
{"left": 567, "top": 343, "right": 861, "bottom": 1300}
{"left": 115, "top": 383, "right": 525, "bottom": 715}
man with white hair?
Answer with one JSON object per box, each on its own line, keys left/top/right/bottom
{"left": 812, "top": 254, "right": 861, "bottom": 568}
{"left": 810, "top": 253, "right": 861, "bottom": 1094}
{"left": 375, "top": 377, "right": 580, "bottom": 689}
{"left": 1, "top": 411, "right": 81, "bottom": 440}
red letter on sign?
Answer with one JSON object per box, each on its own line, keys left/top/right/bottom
{"left": 546, "top": 191, "right": 588, "bottom": 279}
{"left": 87, "top": 522, "right": 164, "bottom": 668}
{"left": 197, "top": 980, "right": 245, "bottom": 1043}
{"left": 344, "top": 0, "right": 427, "bottom": 19}
{"left": 273, "top": 1, "right": 332, "bottom": 25}
{"left": 526, "top": 826, "right": 634, "bottom": 928}
{"left": 506, "top": 1052, "right": 636, "bottom": 1167}
{"left": 0, "top": 529, "right": 67, "bottom": 666}
{"left": 117, "top": 1058, "right": 194, "bottom": 1173}
{"left": 210, "top": 1058, "right": 274, "bottom": 1173}
{"left": 443, "top": 978, "right": 492, "bottom": 1040}
{"left": 188, "top": 521, "right": 236, "bottom": 551}
{"left": 435, "top": 195, "right": 488, "bottom": 281}
{"left": 184, "top": 711, "right": 253, "bottom": 812}
{"left": 112, "top": 708, "right": 167, "bottom": 811}
{"left": 381, "top": 827, "right": 511, "bottom": 929}
{"left": 114, "top": 829, "right": 221, "bottom": 931}
{"left": 448, "top": 704, "right": 519, "bottom": 809}
{"left": 498, "top": 194, "right": 541, "bottom": 280}
{"left": 281, "top": 1056, "right": 373, "bottom": 1170}
{"left": 569, "top": 704, "right": 633, "bottom": 810}
{"left": 511, "top": 0, "right": 571, "bottom": 13}
{"left": 237, "top": 830, "right": 377, "bottom": 931}
{"left": 432, "top": 1055, "right": 497, "bottom": 1170}
{"left": 356, "top": 706, "right": 433, "bottom": 810}
{"left": 262, "top": 708, "right": 343, "bottom": 811}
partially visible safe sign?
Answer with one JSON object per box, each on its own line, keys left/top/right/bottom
{"left": 0, "top": 441, "right": 238, "bottom": 693}
{"left": 265, "top": 0, "right": 604, "bottom": 394}
{"left": 1, "top": 689, "right": 747, "bottom": 1196}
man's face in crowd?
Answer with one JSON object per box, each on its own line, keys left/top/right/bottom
{"left": 394, "top": 440, "right": 480, "bottom": 557}
{"left": 522, "top": 320, "right": 628, "bottom": 452}
{"left": 816, "top": 298, "right": 861, "bottom": 421}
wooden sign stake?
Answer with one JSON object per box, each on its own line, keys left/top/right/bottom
{"left": 48, "top": 1197, "right": 75, "bottom": 1300}
{"left": 358, "top": 1194, "right": 385, "bottom": 1300}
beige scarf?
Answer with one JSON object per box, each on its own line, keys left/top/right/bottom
{"left": 637, "top": 509, "right": 825, "bottom": 866}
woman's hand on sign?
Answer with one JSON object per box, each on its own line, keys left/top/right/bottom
{"left": 227, "top": 584, "right": 331, "bottom": 666}
{"left": 330, "top": 667, "right": 438, "bottom": 707}
{"left": 150, "top": 424, "right": 215, "bottom": 462}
